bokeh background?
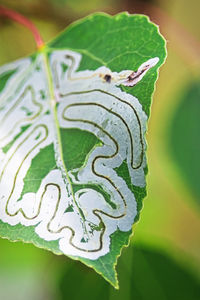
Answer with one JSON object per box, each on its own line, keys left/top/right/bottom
{"left": 0, "top": 0, "right": 200, "bottom": 299}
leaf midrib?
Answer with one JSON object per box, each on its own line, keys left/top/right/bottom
{"left": 41, "top": 47, "right": 86, "bottom": 225}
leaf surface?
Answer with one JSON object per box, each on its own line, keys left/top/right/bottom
{"left": 58, "top": 244, "right": 200, "bottom": 299}
{"left": 0, "top": 12, "right": 166, "bottom": 287}
{"left": 169, "top": 80, "right": 200, "bottom": 206}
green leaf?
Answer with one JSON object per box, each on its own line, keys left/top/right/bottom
{"left": 169, "top": 81, "right": 200, "bottom": 206}
{"left": 0, "top": 12, "right": 166, "bottom": 287}
{"left": 58, "top": 244, "right": 200, "bottom": 300}
{"left": 113, "top": 244, "right": 200, "bottom": 299}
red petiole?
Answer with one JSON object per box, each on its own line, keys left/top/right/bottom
{"left": 0, "top": 5, "right": 44, "bottom": 49}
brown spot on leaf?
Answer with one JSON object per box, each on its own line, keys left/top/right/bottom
{"left": 104, "top": 74, "right": 112, "bottom": 83}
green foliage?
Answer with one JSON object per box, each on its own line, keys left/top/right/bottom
{"left": 0, "top": 12, "right": 166, "bottom": 287}
{"left": 59, "top": 244, "right": 200, "bottom": 299}
{"left": 0, "top": 68, "right": 17, "bottom": 93}
{"left": 127, "top": 246, "right": 200, "bottom": 300}
{"left": 169, "top": 81, "right": 200, "bottom": 205}
{"left": 50, "top": 13, "right": 166, "bottom": 116}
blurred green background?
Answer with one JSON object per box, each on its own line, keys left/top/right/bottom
{"left": 0, "top": 0, "right": 200, "bottom": 299}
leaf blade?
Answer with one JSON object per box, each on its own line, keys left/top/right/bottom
{"left": 0, "top": 12, "right": 166, "bottom": 287}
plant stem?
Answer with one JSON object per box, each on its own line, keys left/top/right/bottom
{"left": 0, "top": 5, "right": 44, "bottom": 49}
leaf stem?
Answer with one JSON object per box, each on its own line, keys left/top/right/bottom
{"left": 42, "top": 49, "right": 88, "bottom": 235}
{"left": 0, "top": 5, "right": 44, "bottom": 49}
